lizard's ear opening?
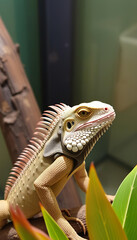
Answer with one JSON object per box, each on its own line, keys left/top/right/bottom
{"left": 64, "top": 119, "right": 75, "bottom": 132}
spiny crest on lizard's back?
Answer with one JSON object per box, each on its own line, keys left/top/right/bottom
{"left": 4, "top": 103, "right": 69, "bottom": 200}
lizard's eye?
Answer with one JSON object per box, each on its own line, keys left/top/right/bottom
{"left": 76, "top": 107, "right": 92, "bottom": 119}
{"left": 65, "top": 120, "right": 75, "bottom": 131}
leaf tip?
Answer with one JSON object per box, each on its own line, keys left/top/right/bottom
{"left": 39, "top": 202, "right": 44, "bottom": 212}
{"left": 89, "top": 162, "right": 95, "bottom": 170}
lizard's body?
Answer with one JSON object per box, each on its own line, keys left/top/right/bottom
{"left": 6, "top": 153, "right": 78, "bottom": 219}
{"left": 6, "top": 149, "right": 50, "bottom": 218}
{"left": 0, "top": 101, "right": 115, "bottom": 240}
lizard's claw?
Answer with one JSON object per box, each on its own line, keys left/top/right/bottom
{"left": 61, "top": 209, "right": 71, "bottom": 217}
{"left": 66, "top": 216, "right": 86, "bottom": 235}
{"left": 62, "top": 209, "right": 86, "bottom": 235}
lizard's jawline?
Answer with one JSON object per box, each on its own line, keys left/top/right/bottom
{"left": 75, "top": 111, "right": 115, "bottom": 132}
{"left": 83, "top": 121, "right": 112, "bottom": 160}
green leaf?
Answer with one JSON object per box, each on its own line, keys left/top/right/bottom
{"left": 113, "top": 166, "right": 137, "bottom": 239}
{"left": 86, "top": 163, "right": 127, "bottom": 240}
{"left": 40, "top": 203, "right": 68, "bottom": 240}
{"left": 10, "top": 205, "right": 50, "bottom": 240}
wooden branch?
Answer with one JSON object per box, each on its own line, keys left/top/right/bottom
{"left": 0, "top": 18, "right": 81, "bottom": 210}
{"left": 0, "top": 205, "right": 88, "bottom": 240}
{"left": 0, "top": 17, "right": 41, "bottom": 162}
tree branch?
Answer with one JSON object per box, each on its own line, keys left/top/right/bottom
{"left": 0, "top": 205, "right": 88, "bottom": 239}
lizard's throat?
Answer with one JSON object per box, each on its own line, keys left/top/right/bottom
{"left": 64, "top": 119, "right": 113, "bottom": 159}
{"left": 83, "top": 123, "right": 111, "bottom": 160}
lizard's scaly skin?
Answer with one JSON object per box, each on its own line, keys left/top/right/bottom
{"left": 0, "top": 101, "right": 115, "bottom": 240}
{"left": 4, "top": 103, "right": 69, "bottom": 200}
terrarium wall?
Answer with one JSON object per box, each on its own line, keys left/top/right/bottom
{"left": 73, "top": 0, "right": 137, "bottom": 196}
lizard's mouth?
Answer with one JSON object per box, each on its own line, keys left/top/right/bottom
{"left": 75, "top": 111, "right": 115, "bottom": 132}
{"left": 64, "top": 111, "right": 115, "bottom": 156}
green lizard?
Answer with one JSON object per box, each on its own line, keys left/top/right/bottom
{"left": 0, "top": 101, "right": 115, "bottom": 240}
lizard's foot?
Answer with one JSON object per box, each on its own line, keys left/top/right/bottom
{"left": 68, "top": 236, "right": 86, "bottom": 240}
{"left": 62, "top": 209, "right": 86, "bottom": 235}
{"left": 57, "top": 214, "right": 86, "bottom": 240}
{"left": 67, "top": 232, "right": 86, "bottom": 240}
{"left": 64, "top": 215, "right": 86, "bottom": 235}
{"left": 64, "top": 231, "right": 86, "bottom": 240}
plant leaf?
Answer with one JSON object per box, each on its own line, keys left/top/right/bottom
{"left": 32, "top": 226, "right": 51, "bottom": 240}
{"left": 10, "top": 205, "right": 50, "bottom": 240}
{"left": 40, "top": 203, "right": 68, "bottom": 240}
{"left": 86, "top": 163, "right": 127, "bottom": 240}
{"left": 113, "top": 166, "right": 137, "bottom": 239}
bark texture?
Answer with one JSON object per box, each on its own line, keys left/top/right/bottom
{"left": 0, "top": 18, "right": 41, "bottom": 163}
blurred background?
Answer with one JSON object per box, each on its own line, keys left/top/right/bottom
{"left": 0, "top": 0, "right": 137, "bottom": 202}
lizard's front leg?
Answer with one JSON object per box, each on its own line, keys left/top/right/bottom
{"left": 34, "top": 155, "right": 85, "bottom": 240}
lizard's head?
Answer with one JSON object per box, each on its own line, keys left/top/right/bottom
{"left": 43, "top": 101, "right": 115, "bottom": 168}
{"left": 61, "top": 101, "right": 115, "bottom": 160}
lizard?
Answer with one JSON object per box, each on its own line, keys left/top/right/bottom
{"left": 0, "top": 101, "right": 115, "bottom": 240}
